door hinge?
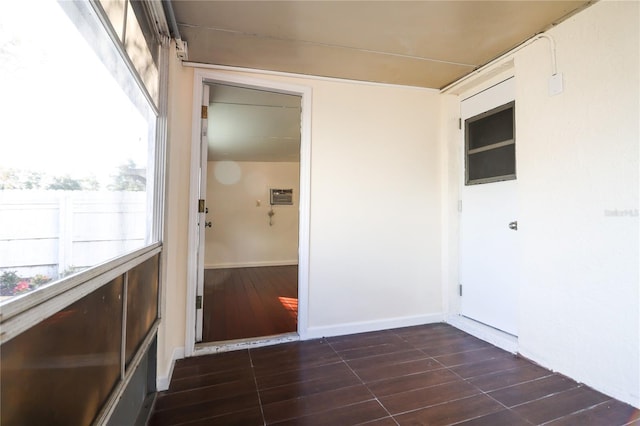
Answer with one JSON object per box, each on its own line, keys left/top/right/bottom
{"left": 459, "top": 118, "right": 462, "bottom": 130}
{"left": 459, "top": 284, "right": 463, "bottom": 296}
{"left": 201, "top": 105, "right": 208, "bottom": 119}
{"left": 198, "top": 199, "right": 205, "bottom": 213}
{"left": 196, "top": 295, "right": 202, "bottom": 309}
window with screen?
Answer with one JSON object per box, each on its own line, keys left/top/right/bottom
{"left": 0, "top": 0, "right": 164, "bottom": 303}
{"left": 465, "top": 101, "right": 515, "bottom": 185}
{"left": 0, "top": 1, "right": 166, "bottom": 423}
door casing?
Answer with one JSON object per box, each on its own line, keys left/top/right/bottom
{"left": 459, "top": 77, "right": 519, "bottom": 336}
{"left": 185, "top": 70, "right": 312, "bottom": 356}
{"left": 195, "top": 84, "right": 209, "bottom": 342}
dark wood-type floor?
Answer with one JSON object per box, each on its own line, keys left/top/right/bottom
{"left": 203, "top": 266, "right": 298, "bottom": 342}
{"left": 150, "top": 323, "right": 639, "bottom": 426}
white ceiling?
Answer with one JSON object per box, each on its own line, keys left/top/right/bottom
{"left": 178, "top": 1, "right": 594, "bottom": 162}
{"left": 207, "top": 84, "right": 301, "bottom": 162}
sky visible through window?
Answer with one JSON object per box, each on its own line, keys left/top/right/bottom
{"left": 0, "top": 0, "right": 148, "bottom": 190}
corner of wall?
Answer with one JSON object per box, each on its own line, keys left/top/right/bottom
{"left": 157, "top": 42, "right": 195, "bottom": 389}
{"left": 156, "top": 346, "right": 185, "bottom": 391}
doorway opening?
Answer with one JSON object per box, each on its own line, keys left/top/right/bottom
{"left": 202, "top": 83, "right": 301, "bottom": 342}
{"left": 186, "top": 70, "right": 311, "bottom": 355}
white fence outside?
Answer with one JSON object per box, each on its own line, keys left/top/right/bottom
{"left": 0, "top": 190, "right": 147, "bottom": 281}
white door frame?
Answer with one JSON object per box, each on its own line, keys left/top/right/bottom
{"left": 195, "top": 84, "right": 209, "bottom": 342}
{"left": 449, "top": 76, "right": 520, "bottom": 353}
{"left": 185, "top": 69, "right": 312, "bottom": 357}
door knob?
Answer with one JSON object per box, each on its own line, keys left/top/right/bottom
{"left": 508, "top": 221, "right": 518, "bottom": 231}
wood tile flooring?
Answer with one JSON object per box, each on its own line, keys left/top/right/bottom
{"left": 150, "top": 323, "right": 639, "bottom": 425}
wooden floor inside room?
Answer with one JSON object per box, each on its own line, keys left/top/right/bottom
{"left": 150, "top": 323, "right": 639, "bottom": 426}
{"left": 203, "top": 265, "right": 298, "bottom": 342}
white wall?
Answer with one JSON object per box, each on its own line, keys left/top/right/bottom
{"left": 202, "top": 73, "right": 444, "bottom": 335}
{"left": 205, "top": 161, "right": 300, "bottom": 268}
{"left": 444, "top": 0, "right": 639, "bottom": 407}
{"left": 157, "top": 63, "right": 444, "bottom": 381}
{"left": 303, "top": 79, "right": 443, "bottom": 335}
{"left": 515, "top": 0, "right": 639, "bottom": 407}
{"left": 157, "top": 42, "right": 192, "bottom": 388}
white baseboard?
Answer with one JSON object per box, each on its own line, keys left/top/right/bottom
{"left": 205, "top": 260, "right": 298, "bottom": 269}
{"left": 304, "top": 313, "right": 445, "bottom": 340}
{"left": 446, "top": 314, "right": 518, "bottom": 353}
{"left": 156, "top": 346, "right": 184, "bottom": 391}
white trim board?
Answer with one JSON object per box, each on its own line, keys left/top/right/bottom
{"left": 446, "top": 314, "right": 518, "bottom": 354}
{"left": 305, "top": 313, "right": 445, "bottom": 340}
{"left": 156, "top": 346, "right": 185, "bottom": 391}
{"left": 205, "top": 260, "right": 298, "bottom": 269}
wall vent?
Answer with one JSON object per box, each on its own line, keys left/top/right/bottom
{"left": 270, "top": 189, "right": 293, "bottom": 205}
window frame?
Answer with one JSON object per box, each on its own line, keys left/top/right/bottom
{"left": 0, "top": 0, "right": 168, "bottom": 344}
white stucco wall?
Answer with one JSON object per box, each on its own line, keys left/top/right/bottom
{"left": 515, "top": 0, "right": 639, "bottom": 407}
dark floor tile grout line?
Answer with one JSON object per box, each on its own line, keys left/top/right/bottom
{"left": 254, "top": 339, "right": 382, "bottom": 425}
{"left": 431, "top": 354, "right": 520, "bottom": 422}
{"left": 349, "top": 357, "right": 449, "bottom": 375}
{"left": 477, "top": 371, "right": 557, "bottom": 393}
{"left": 451, "top": 355, "right": 552, "bottom": 415}
{"left": 442, "top": 361, "right": 610, "bottom": 426}
{"left": 453, "top": 361, "right": 545, "bottom": 383}
{"left": 354, "top": 417, "right": 398, "bottom": 426}
{"left": 359, "top": 366, "right": 455, "bottom": 387}
{"left": 333, "top": 327, "right": 521, "bottom": 420}
{"left": 156, "top": 402, "right": 264, "bottom": 426}
{"left": 506, "top": 383, "right": 586, "bottom": 411}
{"left": 169, "top": 371, "right": 250, "bottom": 388}
{"left": 327, "top": 339, "right": 401, "bottom": 426}
{"left": 389, "top": 392, "right": 506, "bottom": 423}
{"left": 447, "top": 407, "right": 526, "bottom": 426}
{"left": 170, "top": 408, "right": 260, "bottom": 426}
{"left": 465, "top": 380, "right": 522, "bottom": 423}
{"left": 431, "top": 352, "right": 514, "bottom": 368}
{"left": 154, "top": 377, "right": 254, "bottom": 401}
{"left": 537, "top": 397, "right": 620, "bottom": 426}
{"left": 248, "top": 349, "right": 268, "bottom": 426}
{"left": 403, "top": 334, "right": 494, "bottom": 355}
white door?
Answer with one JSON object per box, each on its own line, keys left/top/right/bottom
{"left": 195, "top": 84, "right": 210, "bottom": 342}
{"left": 460, "top": 77, "right": 519, "bottom": 336}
